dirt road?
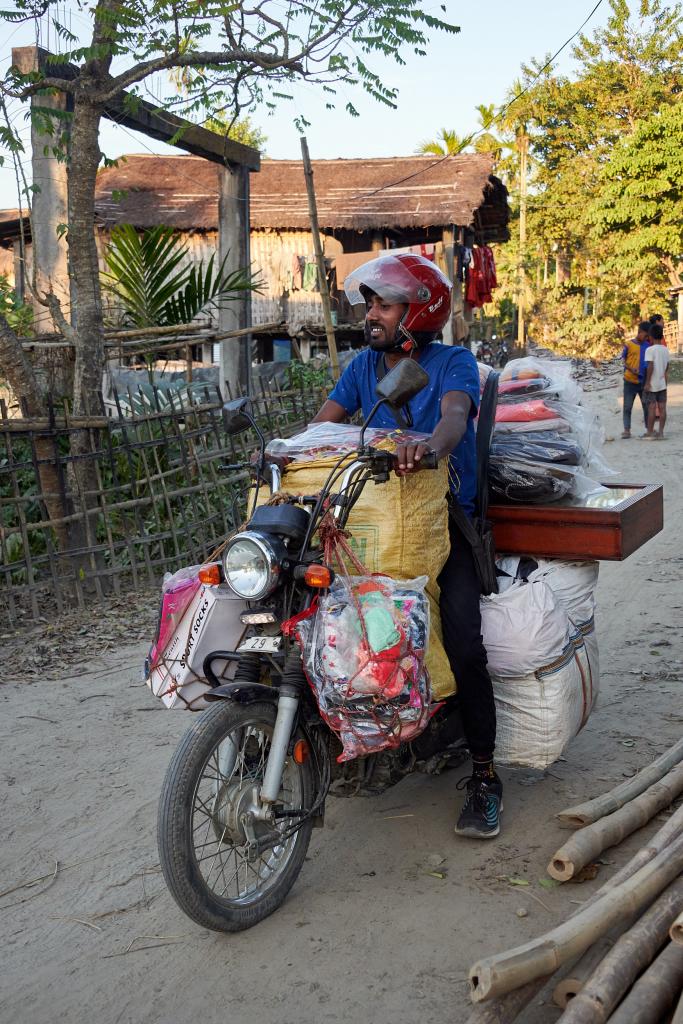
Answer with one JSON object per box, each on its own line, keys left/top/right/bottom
{"left": 2, "top": 372, "right": 682, "bottom": 1024}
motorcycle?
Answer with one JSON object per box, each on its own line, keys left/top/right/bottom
{"left": 475, "top": 342, "right": 494, "bottom": 367}
{"left": 154, "top": 360, "right": 465, "bottom": 933}
{"left": 496, "top": 340, "right": 510, "bottom": 368}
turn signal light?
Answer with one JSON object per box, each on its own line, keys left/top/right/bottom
{"left": 198, "top": 563, "right": 222, "bottom": 585}
{"left": 293, "top": 739, "right": 310, "bottom": 765}
{"left": 303, "top": 565, "right": 333, "bottom": 588}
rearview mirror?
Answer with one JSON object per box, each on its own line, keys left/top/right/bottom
{"left": 222, "top": 397, "right": 253, "bottom": 435}
{"left": 375, "top": 359, "right": 429, "bottom": 410}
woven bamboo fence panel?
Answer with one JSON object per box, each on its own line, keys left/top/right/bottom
{"left": 0, "top": 377, "right": 328, "bottom": 625}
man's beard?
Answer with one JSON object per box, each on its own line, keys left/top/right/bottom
{"left": 365, "top": 321, "right": 400, "bottom": 350}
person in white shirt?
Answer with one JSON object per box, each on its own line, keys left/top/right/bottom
{"left": 643, "top": 323, "right": 670, "bottom": 439}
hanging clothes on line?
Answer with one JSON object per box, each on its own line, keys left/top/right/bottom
{"left": 466, "top": 245, "right": 497, "bottom": 307}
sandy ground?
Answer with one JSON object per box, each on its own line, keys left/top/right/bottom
{"left": 1, "top": 370, "right": 682, "bottom": 1024}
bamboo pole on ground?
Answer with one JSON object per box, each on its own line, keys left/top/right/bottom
{"left": 557, "top": 737, "right": 683, "bottom": 827}
{"left": 468, "top": 832, "right": 683, "bottom": 1003}
{"left": 552, "top": 933, "right": 621, "bottom": 1009}
{"left": 548, "top": 762, "right": 683, "bottom": 881}
{"left": 671, "top": 909, "right": 683, "bottom": 945}
{"left": 554, "top": 876, "right": 683, "bottom": 1023}
{"left": 673, "top": 990, "right": 683, "bottom": 1024}
{"left": 465, "top": 804, "right": 683, "bottom": 1022}
{"left": 607, "top": 941, "right": 683, "bottom": 1024}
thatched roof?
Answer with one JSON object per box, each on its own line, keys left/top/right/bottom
{"left": 93, "top": 153, "right": 508, "bottom": 238}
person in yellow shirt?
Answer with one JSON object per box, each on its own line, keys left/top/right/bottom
{"left": 620, "top": 322, "right": 651, "bottom": 438}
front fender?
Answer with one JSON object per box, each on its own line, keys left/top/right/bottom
{"left": 203, "top": 681, "right": 279, "bottom": 705}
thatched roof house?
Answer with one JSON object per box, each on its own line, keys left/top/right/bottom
{"left": 1, "top": 152, "right": 509, "bottom": 344}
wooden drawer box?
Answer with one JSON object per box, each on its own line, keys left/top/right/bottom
{"left": 489, "top": 484, "right": 663, "bottom": 561}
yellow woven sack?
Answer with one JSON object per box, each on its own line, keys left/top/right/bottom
{"left": 275, "top": 457, "right": 457, "bottom": 700}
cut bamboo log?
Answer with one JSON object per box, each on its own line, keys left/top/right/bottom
{"left": 557, "top": 737, "right": 683, "bottom": 827}
{"left": 671, "top": 909, "right": 683, "bottom": 945}
{"left": 607, "top": 941, "right": 683, "bottom": 1024}
{"left": 672, "top": 990, "right": 683, "bottom": 1024}
{"left": 468, "top": 831, "right": 683, "bottom": 1003}
{"left": 552, "top": 932, "right": 619, "bottom": 1008}
{"left": 554, "top": 876, "right": 683, "bottom": 1023}
{"left": 547, "top": 761, "right": 683, "bottom": 881}
{"left": 464, "top": 804, "right": 683, "bottom": 1022}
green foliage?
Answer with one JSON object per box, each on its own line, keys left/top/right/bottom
{"left": 0, "top": 274, "right": 33, "bottom": 337}
{"left": 201, "top": 113, "right": 267, "bottom": 152}
{"left": 285, "top": 359, "right": 333, "bottom": 391}
{"left": 416, "top": 128, "right": 472, "bottom": 156}
{"left": 101, "top": 224, "right": 262, "bottom": 328}
{"left": 589, "top": 99, "right": 683, "bottom": 286}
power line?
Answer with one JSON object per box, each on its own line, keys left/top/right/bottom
{"left": 352, "top": 0, "right": 606, "bottom": 202}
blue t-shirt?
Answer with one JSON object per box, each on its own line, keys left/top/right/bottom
{"left": 328, "top": 344, "right": 480, "bottom": 515}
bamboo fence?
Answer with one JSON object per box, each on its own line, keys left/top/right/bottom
{"left": 0, "top": 375, "right": 328, "bottom": 626}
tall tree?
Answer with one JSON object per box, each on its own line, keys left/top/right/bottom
{"left": 0, "top": 0, "right": 459, "bottom": 417}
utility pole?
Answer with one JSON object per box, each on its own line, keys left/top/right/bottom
{"left": 517, "top": 131, "right": 528, "bottom": 353}
{"left": 300, "top": 137, "right": 340, "bottom": 381}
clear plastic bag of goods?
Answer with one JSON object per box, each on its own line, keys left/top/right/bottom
{"left": 488, "top": 456, "right": 609, "bottom": 505}
{"left": 266, "top": 423, "right": 431, "bottom": 464}
{"left": 294, "top": 573, "right": 434, "bottom": 762}
{"left": 498, "top": 357, "right": 581, "bottom": 405}
{"left": 146, "top": 566, "right": 247, "bottom": 709}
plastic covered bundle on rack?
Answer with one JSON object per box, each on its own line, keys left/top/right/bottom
{"left": 294, "top": 573, "right": 434, "bottom": 762}
{"left": 266, "top": 423, "right": 431, "bottom": 464}
{"left": 152, "top": 566, "right": 203, "bottom": 664}
{"left": 498, "top": 356, "right": 581, "bottom": 405}
{"left": 488, "top": 457, "right": 608, "bottom": 504}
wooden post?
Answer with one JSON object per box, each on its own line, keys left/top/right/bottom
{"left": 300, "top": 137, "right": 340, "bottom": 380}
{"left": 517, "top": 131, "right": 528, "bottom": 353}
{"left": 218, "top": 164, "right": 251, "bottom": 396}
{"left": 442, "top": 225, "right": 456, "bottom": 346}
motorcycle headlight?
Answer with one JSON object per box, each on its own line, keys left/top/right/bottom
{"left": 223, "top": 531, "right": 284, "bottom": 600}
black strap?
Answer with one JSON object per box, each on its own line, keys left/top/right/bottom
{"left": 475, "top": 369, "right": 499, "bottom": 521}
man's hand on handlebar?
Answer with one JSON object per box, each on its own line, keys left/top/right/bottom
{"left": 394, "top": 443, "right": 438, "bottom": 475}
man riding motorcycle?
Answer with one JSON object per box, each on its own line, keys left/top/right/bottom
{"left": 312, "top": 253, "right": 502, "bottom": 839}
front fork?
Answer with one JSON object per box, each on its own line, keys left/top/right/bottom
{"left": 254, "top": 684, "right": 300, "bottom": 820}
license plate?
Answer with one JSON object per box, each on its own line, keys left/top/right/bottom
{"left": 237, "top": 635, "right": 283, "bottom": 654}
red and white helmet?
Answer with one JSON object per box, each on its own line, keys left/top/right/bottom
{"left": 344, "top": 253, "right": 452, "bottom": 334}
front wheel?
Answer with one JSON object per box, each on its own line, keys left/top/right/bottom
{"left": 158, "top": 700, "right": 315, "bottom": 932}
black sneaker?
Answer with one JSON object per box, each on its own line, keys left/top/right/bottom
{"left": 454, "top": 772, "right": 503, "bottom": 839}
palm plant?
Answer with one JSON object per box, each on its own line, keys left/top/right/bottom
{"left": 102, "top": 224, "right": 262, "bottom": 328}
{"left": 416, "top": 128, "right": 473, "bottom": 156}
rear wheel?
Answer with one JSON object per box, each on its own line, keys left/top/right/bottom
{"left": 158, "top": 700, "right": 315, "bottom": 932}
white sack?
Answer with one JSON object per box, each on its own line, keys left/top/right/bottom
{"left": 493, "top": 619, "right": 599, "bottom": 770}
{"left": 481, "top": 579, "right": 571, "bottom": 679}
{"left": 147, "top": 584, "right": 247, "bottom": 710}
{"left": 496, "top": 555, "right": 599, "bottom": 627}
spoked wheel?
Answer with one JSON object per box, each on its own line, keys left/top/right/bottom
{"left": 158, "top": 701, "right": 315, "bottom": 932}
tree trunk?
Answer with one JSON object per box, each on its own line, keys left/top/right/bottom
{"left": 62, "top": 92, "right": 109, "bottom": 590}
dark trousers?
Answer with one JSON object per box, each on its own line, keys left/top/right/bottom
{"left": 438, "top": 518, "right": 497, "bottom": 760}
{"left": 623, "top": 380, "right": 648, "bottom": 431}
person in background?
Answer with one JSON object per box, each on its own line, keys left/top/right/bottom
{"left": 643, "top": 323, "right": 670, "bottom": 440}
{"left": 649, "top": 313, "right": 666, "bottom": 338}
{"left": 620, "top": 322, "right": 651, "bottom": 439}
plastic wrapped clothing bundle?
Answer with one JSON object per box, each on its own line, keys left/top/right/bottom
{"left": 295, "top": 573, "right": 434, "bottom": 762}
{"left": 488, "top": 357, "right": 612, "bottom": 504}
{"left": 266, "top": 423, "right": 431, "bottom": 464}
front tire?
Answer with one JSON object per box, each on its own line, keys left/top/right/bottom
{"left": 158, "top": 700, "right": 314, "bottom": 932}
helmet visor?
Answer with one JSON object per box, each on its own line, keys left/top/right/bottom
{"left": 344, "top": 256, "right": 432, "bottom": 307}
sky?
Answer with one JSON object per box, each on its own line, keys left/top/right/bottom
{"left": 0, "top": 0, "right": 612, "bottom": 205}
